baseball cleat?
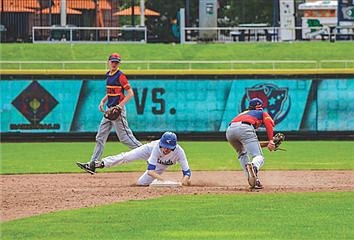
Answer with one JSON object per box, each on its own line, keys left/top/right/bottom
{"left": 95, "top": 161, "right": 105, "bottom": 169}
{"left": 245, "top": 163, "right": 256, "bottom": 188}
{"left": 253, "top": 164, "right": 259, "bottom": 176}
{"left": 76, "top": 162, "right": 95, "bottom": 175}
{"left": 254, "top": 179, "right": 263, "bottom": 189}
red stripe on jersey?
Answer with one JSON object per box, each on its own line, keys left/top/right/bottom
{"left": 107, "top": 86, "right": 123, "bottom": 96}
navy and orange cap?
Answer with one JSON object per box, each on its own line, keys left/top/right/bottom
{"left": 249, "top": 98, "right": 263, "bottom": 109}
{"left": 108, "top": 53, "right": 121, "bottom": 62}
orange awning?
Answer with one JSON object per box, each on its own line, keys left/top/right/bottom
{"left": 39, "top": 5, "right": 82, "bottom": 15}
{"left": 68, "top": 0, "right": 111, "bottom": 10}
{"left": 113, "top": 6, "right": 160, "bottom": 16}
{"left": 1, "top": 6, "right": 35, "bottom": 13}
{"left": 1, "top": 0, "right": 40, "bottom": 12}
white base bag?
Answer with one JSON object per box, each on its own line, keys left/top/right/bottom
{"left": 149, "top": 179, "right": 182, "bottom": 188}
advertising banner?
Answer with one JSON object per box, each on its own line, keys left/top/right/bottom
{"left": 338, "top": 0, "right": 354, "bottom": 22}
{"left": 1, "top": 78, "right": 353, "bottom": 133}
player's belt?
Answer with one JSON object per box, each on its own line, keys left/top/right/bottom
{"left": 229, "top": 121, "right": 253, "bottom": 127}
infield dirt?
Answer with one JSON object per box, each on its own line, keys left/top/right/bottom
{"left": 1, "top": 170, "right": 353, "bottom": 222}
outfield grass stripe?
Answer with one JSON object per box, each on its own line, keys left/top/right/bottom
{"left": 1, "top": 141, "right": 353, "bottom": 174}
{"left": 1, "top": 192, "right": 353, "bottom": 240}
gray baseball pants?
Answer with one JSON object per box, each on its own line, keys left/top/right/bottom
{"left": 90, "top": 106, "right": 142, "bottom": 163}
{"left": 226, "top": 122, "right": 264, "bottom": 175}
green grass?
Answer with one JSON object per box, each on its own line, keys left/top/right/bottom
{"left": 1, "top": 141, "right": 353, "bottom": 174}
{"left": 1, "top": 42, "right": 354, "bottom": 69}
{"left": 1, "top": 141, "right": 353, "bottom": 239}
{"left": 1, "top": 192, "right": 353, "bottom": 240}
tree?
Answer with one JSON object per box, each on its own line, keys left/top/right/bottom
{"left": 219, "top": 0, "right": 275, "bottom": 26}
{"left": 144, "top": 0, "right": 187, "bottom": 42}
{"left": 144, "top": 0, "right": 288, "bottom": 42}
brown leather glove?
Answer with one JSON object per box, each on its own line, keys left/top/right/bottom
{"left": 273, "top": 133, "right": 285, "bottom": 151}
{"left": 104, "top": 106, "right": 122, "bottom": 121}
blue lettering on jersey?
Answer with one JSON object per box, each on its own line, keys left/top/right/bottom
{"left": 157, "top": 158, "right": 174, "bottom": 165}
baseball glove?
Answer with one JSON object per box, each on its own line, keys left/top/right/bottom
{"left": 273, "top": 133, "right": 285, "bottom": 151}
{"left": 104, "top": 106, "right": 122, "bottom": 121}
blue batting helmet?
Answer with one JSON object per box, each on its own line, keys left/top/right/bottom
{"left": 249, "top": 98, "right": 263, "bottom": 109}
{"left": 159, "top": 132, "right": 177, "bottom": 150}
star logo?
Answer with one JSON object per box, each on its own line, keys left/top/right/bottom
{"left": 240, "top": 83, "right": 290, "bottom": 124}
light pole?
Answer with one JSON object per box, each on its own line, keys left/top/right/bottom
{"left": 273, "top": 0, "right": 278, "bottom": 28}
{"left": 186, "top": 0, "right": 190, "bottom": 27}
{"left": 131, "top": 0, "right": 135, "bottom": 26}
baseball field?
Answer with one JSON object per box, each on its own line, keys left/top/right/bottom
{"left": 1, "top": 141, "right": 354, "bottom": 239}
{"left": 1, "top": 42, "right": 354, "bottom": 239}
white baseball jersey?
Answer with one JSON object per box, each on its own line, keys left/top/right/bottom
{"left": 146, "top": 140, "right": 190, "bottom": 171}
{"left": 102, "top": 140, "right": 191, "bottom": 185}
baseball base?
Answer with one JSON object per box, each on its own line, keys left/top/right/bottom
{"left": 149, "top": 179, "right": 182, "bottom": 188}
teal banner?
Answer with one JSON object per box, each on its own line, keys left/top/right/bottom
{"left": 317, "top": 79, "right": 354, "bottom": 131}
{"left": 1, "top": 79, "right": 353, "bottom": 133}
{"left": 1, "top": 80, "right": 82, "bottom": 133}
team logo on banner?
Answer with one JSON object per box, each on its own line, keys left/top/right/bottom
{"left": 241, "top": 83, "right": 291, "bottom": 124}
{"left": 11, "top": 81, "right": 60, "bottom": 130}
{"left": 338, "top": 0, "right": 354, "bottom": 21}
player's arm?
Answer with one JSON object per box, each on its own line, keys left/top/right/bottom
{"left": 263, "top": 112, "right": 276, "bottom": 151}
{"left": 118, "top": 88, "right": 133, "bottom": 108}
{"left": 178, "top": 148, "right": 192, "bottom": 186}
{"left": 147, "top": 168, "right": 164, "bottom": 181}
{"left": 146, "top": 145, "right": 164, "bottom": 181}
{"left": 99, "top": 95, "right": 108, "bottom": 112}
{"left": 181, "top": 170, "right": 191, "bottom": 186}
{"left": 117, "top": 74, "right": 133, "bottom": 108}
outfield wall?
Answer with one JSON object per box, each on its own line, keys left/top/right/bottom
{"left": 1, "top": 74, "right": 353, "bottom": 140}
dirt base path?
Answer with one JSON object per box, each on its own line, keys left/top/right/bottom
{"left": 1, "top": 171, "right": 353, "bottom": 222}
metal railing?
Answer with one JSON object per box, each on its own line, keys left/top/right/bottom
{"left": 29, "top": 25, "right": 354, "bottom": 44}
{"left": 32, "top": 26, "right": 147, "bottom": 43}
{"left": 184, "top": 26, "right": 281, "bottom": 43}
{"left": 319, "top": 60, "right": 354, "bottom": 69}
{"left": 183, "top": 26, "right": 354, "bottom": 43}
{"left": 1, "top": 60, "right": 354, "bottom": 70}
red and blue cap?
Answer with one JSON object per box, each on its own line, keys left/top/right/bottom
{"left": 249, "top": 98, "right": 263, "bottom": 109}
{"left": 108, "top": 53, "right": 121, "bottom": 62}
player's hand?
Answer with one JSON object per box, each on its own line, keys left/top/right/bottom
{"left": 99, "top": 102, "right": 105, "bottom": 112}
{"left": 181, "top": 176, "right": 191, "bottom": 186}
{"left": 267, "top": 140, "right": 276, "bottom": 151}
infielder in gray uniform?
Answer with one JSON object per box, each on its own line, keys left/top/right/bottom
{"left": 76, "top": 53, "right": 141, "bottom": 174}
{"left": 226, "top": 98, "right": 276, "bottom": 189}
{"left": 92, "top": 132, "right": 192, "bottom": 186}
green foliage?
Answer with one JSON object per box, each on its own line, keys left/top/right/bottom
{"left": 1, "top": 192, "right": 353, "bottom": 239}
{"left": 1, "top": 141, "right": 353, "bottom": 174}
{"left": 227, "top": 0, "right": 274, "bottom": 25}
